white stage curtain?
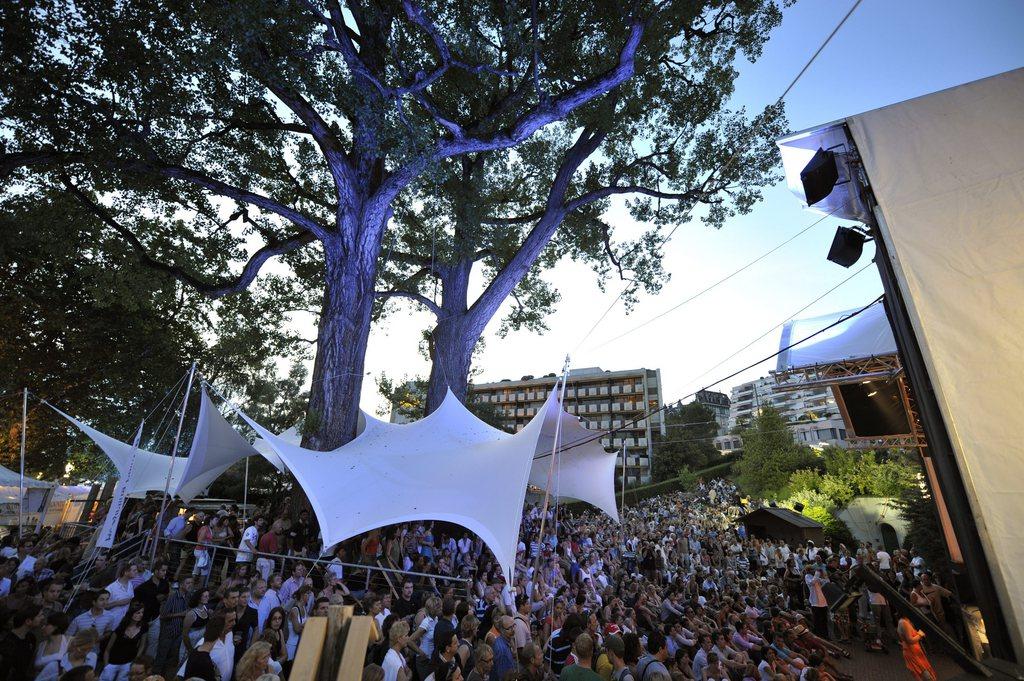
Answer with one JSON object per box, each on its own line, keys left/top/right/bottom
{"left": 847, "top": 68, "right": 1024, "bottom": 652}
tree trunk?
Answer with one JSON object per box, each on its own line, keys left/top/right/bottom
{"left": 424, "top": 260, "right": 479, "bottom": 414}
{"left": 303, "top": 233, "right": 379, "bottom": 450}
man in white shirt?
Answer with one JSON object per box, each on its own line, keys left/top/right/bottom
{"left": 236, "top": 516, "right": 262, "bottom": 566}
{"left": 106, "top": 563, "right": 138, "bottom": 628}
{"left": 875, "top": 549, "right": 892, "bottom": 571}
{"left": 804, "top": 566, "right": 830, "bottom": 640}
{"left": 375, "top": 593, "right": 392, "bottom": 629}
{"left": 257, "top": 573, "right": 282, "bottom": 632}
{"left": 458, "top": 534, "right": 473, "bottom": 560}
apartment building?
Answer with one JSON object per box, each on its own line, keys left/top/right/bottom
{"left": 469, "top": 366, "right": 665, "bottom": 485}
{"left": 694, "top": 389, "right": 731, "bottom": 436}
{"left": 722, "top": 375, "right": 848, "bottom": 450}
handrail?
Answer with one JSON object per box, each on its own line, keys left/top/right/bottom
{"left": 162, "top": 537, "right": 472, "bottom": 586}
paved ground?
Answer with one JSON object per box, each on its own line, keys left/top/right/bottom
{"left": 836, "top": 641, "right": 961, "bottom": 680}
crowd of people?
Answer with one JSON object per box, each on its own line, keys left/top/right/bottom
{"left": 0, "top": 479, "right": 957, "bottom": 681}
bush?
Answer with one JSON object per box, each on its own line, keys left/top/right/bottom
{"left": 802, "top": 505, "right": 855, "bottom": 547}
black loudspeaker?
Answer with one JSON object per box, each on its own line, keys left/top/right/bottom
{"left": 800, "top": 147, "right": 840, "bottom": 205}
{"left": 827, "top": 226, "right": 866, "bottom": 268}
{"left": 793, "top": 502, "right": 805, "bottom": 513}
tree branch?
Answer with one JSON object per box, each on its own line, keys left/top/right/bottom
{"left": 467, "top": 125, "right": 608, "bottom": 324}
{"left": 59, "top": 173, "right": 316, "bottom": 298}
{"left": 374, "top": 289, "right": 441, "bottom": 317}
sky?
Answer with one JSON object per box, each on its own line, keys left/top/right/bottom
{"left": 343, "top": 0, "right": 1024, "bottom": 417}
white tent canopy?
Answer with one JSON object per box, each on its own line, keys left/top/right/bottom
{"left": 49, "top": 389, "right": 285, "bottom": 502}
{"left": 233, "top": 387, "right": 619, "bottom": 580}
{"left": 0, "top": 463, "right": 54, "bottom": 489}
{"left": 776, "top": 301, "right": 896, "bottom": 372}
{"left": 173, "top": 390, "right": 286, "bottom": 501}
{"left": 52, "top": 405, "right": 189, "bottom": 499}
{"left": 529, "top": 398, "right": 620, "bottom": 522}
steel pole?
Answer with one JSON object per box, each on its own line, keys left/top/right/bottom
{"left": 19, "top": 388, "right": 27, "bottom": 537}
{"left": 152, "top": 361, "right": 197, "bottom": 561}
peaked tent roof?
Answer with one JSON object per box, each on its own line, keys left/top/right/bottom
{"left": 529, "top": 391, "right": 620, "bottom": 522}
{"left": 50, "top": 391, "right": 286, "bottom": 502}
{"left": 51, "top": 406, "right": 188, "bottom": 499}
{"left": 233, "top": 386, "right": 619, "bottom": 580}
{"left": 776, "top": 302, "right": 896, "bottom": 372}
{"left": 172, "top": 390, "right": 286, "bottom": 501}
{"left": 236, "top": 390, "right": 534, "bottom": 579}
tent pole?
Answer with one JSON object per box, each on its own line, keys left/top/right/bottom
{"left": 242, "top": 457, "right": 250, "bottom": 522}
{"left": 19, "top": 388, "right": 27, "bottom": 538}
{"left": 532, "top": 355, "right": 571, "bottom": 580}
{"left": 620, "top": 441, "right": 626, "bottom": 512}
{"left": 153, "top": 361, "right": 197, "bottom": 561}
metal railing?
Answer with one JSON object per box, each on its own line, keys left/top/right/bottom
{"left": 153, "top": 537, "right": 474, "bottom": 602}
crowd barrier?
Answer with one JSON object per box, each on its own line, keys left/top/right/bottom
{"left": 155, "top": 536, "right": 474, "bottom": 603}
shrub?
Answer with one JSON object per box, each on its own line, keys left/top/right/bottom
{"left": 802, "top": 505, "right": 855, "bottom": 547}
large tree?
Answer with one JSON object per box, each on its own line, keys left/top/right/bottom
{"left": 0, "top": 188, "right": 307, "bottom": 480}
{"left": 374, "top": 4, "right": 787, "bottom": 412}
{"left": 733, "top": 405, "right": 817, "bottom": 498}
{"left": 651, "top": 402, "right": 720, "bottom": 482}
{"left": 1, "top": 0, "right": 785, "bottom": 453}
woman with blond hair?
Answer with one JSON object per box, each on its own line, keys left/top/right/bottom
{"left": 236, "top": 641, "right": 274, "bottom": 681}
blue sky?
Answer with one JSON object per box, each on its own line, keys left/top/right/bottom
{"left": 358, "top": 0, "right": 1024, "bottom": 415}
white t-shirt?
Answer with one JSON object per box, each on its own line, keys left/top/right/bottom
{"left": 237, "top": 525, "right": 259, "bottom": 562}
{"left": 375, "top": 608, "right": 391, "bottom": 629}
{"left": 419, "top": 615, "right": 438, "bottom": 656}
{"left": 106, "top": 579, "right": 135, "bottom": 628}
{"left": 805, "top": 573, "right": 827, "bottom": 608}
{"left": 876, "top": 550, "right": 892, "bottom": 570}
{"left": 758, "top": 659, "right": 775, "bottom": 681}
{"left": 383, "top": 648, "right": 407, "bottom": 681}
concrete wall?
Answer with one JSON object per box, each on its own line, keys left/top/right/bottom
{"left": 836, "top": 496, "right": 907, "bottom": 550}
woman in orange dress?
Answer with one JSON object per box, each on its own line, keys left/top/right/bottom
{"left": 898, "top": 615, "right": 937, "bottom": 681}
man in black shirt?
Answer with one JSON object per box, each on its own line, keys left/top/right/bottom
{"left": 134, "top": 560, "right": 169, "bottom": 658}
{"left": 288, "top": 509, "right": 317, "bottom": 558}
{"left": 394, "top": 579, "right": 421, "bottom": 619}
{"left": 0, "top": 606, "right": 45, "bottom": 681}
{"left": 183, "top": 615, "right": 226, "bottom": 681}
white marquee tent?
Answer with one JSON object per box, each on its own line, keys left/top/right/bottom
{"left": 233, "top": 387, "right": 619, "bottom": 580}
{"left": 49, "top": 383, "right": 618, "bottom": 578}
{"left": 50, "top": 388, "right": 285, "bottom": 501}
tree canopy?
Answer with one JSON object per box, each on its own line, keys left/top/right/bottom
{"left": 2, "top": 0, "right": 791, "bottom": 457}
{"left": 732, "top": 405, "right": 817, "bottom": 497}
{"left": 0, "top": 188, "right": 308, "bottom": 482}
{"left": 651, "top": 401, "right": 720, "bottom": 482}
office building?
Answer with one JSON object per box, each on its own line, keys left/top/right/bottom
{"left": 469, "top": 366, "right": 665, "bottom": 485}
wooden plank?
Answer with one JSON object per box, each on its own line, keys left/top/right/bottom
{"left": 290, "top": 617, "right": 328, "bottom": 680}
{"left": 319, "top": 605, "right": 354, "bottom": 681}
{"left": 335, "top": 615, "right": 374, "bottom": 681}
{"left": 376, "top": 560, "right": 399, "bottom": 599}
